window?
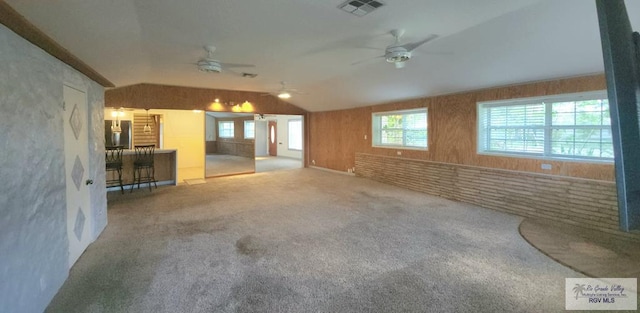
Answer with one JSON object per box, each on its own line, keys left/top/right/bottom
{"left": 372, "top": 108, "right": 428, "bottom": 149}
{"left": 244, "top": 120, "right": 255, "bottom": 139}
{"left": 478, "top": 91, "right": 613, "bottom": 161}
{"left": 218, "top": 121, "right": 234, "bottom": 138}
{"left": 288, "top": 119, "right": 302, "bottom": 150}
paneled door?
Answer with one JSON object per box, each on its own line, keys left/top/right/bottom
{"left": 268, "top": 120, "right": 277, "bottom": 156}
{"left": 63, "top": 84, "right": 92, "bottom": 268}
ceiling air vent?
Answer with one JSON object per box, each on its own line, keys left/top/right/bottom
{"left": 338, "top": 0, "right": 384, "bottom": 17}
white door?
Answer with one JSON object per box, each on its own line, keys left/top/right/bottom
{"left": 63, "top": 84, "right": 92, "bottom": 268}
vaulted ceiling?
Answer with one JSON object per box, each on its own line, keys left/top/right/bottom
{"left": 6, "top": 0, "right": 640, "bottom": 112}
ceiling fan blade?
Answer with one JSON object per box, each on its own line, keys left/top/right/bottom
{"left": 358, "top": 46, "right": 386, "bottom": 52}
{"left": 399, "top": 34, "right": 438, "bottom": 52}
{"left": 220, "top": 62, "right": 256, "bottom": 69}
{"left": 419, "top": 51, "right": 454, "bottom": 56}
{"left": 351, "top": 55, "right": 385, "bottom": 66}
{"left": 224, "top": 68, "right": 244, "bottom": 76}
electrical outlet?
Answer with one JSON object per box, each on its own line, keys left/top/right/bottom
{"left": 541, "top": 164, "right": 552, "bottom": 170}
{"left": 397, "top": 151, "right": 402, "bottom": 156}
{"left": 364, "top": 135, "right": 367, "bottom": 140}
{"left": 312, "top": 160, "right": 316, "bottom": 165}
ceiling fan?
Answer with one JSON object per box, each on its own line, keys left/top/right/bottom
{"left": 196, "top": 45, "right": 256, "bottom": 76}
{"left": 262, "top": 81, "right": 306, "bottom": 99}
{"left": 353, "top": 30, "right": 438, "bottom": 69}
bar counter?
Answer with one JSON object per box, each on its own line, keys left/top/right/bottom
{"left": 112, "top": 149, "right": 177, "bottom": 189}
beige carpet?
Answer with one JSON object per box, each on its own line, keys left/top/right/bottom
{"left": 184, "top": 178, "right": 207, "bottom": 185}
{"left": 47, "top": 168, "right": 581, "bottom": 313}
{"left": 255, "top": 156, "right": 302, "bottom": 173}
{"left": 205, "top": 154, "right": 254, "bottom": 177}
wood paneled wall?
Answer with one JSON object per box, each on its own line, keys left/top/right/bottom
{"left": 206, "top": 141, "right": 217, "bottom": 154}
{"left": 105, "top": 83, "right": 307, "bottom": 115}
{"left": 309, "top": 74, "right": 614, "bottom": 181}
{"left": 216, "top": 116, "right": 255, "bottom": 158}
{"left": 106, "top": 83, "right": 310, "bottom": 165}
{"left": 132, "top": 113, "right": 158, "bottom": 147}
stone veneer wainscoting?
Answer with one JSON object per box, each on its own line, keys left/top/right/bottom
{"left": 355, "top": 153, "right": 640, "bottom": 241}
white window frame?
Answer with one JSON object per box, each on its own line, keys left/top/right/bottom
{"left": 372, "top": 108, "right": 428, "bottom": 150}
{"left": 288, "top": 119, "right": 302, "bottom": 151}
{"left": 244, "top": 120, "right": 255, "bottom": 139}
{"left": 218, "top": 121, "right": 234, "bottom": 138}
{"left": 477, "top": 91, "right": 613, "bottom": 162}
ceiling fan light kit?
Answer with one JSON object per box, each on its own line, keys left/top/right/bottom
{"left": 385, "top": 49, "right": 411, "bottom": 63}
{"left": 274, "top": 81, "right": 303, "bottom": 99}
{"left": 353, "top": 29, "right": 438, "bottom": 69}
{"left": 197, "top": 60, "right": 222, "bottom": 73}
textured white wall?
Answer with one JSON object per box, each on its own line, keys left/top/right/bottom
{"left": 0, "top": 24, "right": 106, "bottom": 313}
{"left": 276, "top": 115, "right": 303, "bottom": 159}
{"left": 255, "top": 120, "right": 268, "bottom": 156}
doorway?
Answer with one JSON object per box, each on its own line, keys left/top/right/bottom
{"left": 256, "top": 115, "right": 304, "bottom": 173}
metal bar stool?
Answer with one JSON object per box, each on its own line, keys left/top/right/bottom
{"left": 105, "top": 146, "right": 124, "bottom": 194}
{"left": 131, "top": 144, "right": 157, "bottom": 192}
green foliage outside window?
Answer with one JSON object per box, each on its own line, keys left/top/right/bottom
{"left": 374, "top": 109, "right": 427, "bottom": 149}
{"left": 479, "top": 93, "right": 612, "bottom": 161}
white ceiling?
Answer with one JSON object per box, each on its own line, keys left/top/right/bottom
{"left": 6, "top": 0, "right": 640, "bottom": 112}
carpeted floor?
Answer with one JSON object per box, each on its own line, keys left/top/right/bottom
{"left": 205, "top": 155, "right": 302, "bottom": 177}
{"left": 206, "top": 154, "right": 254, "bottom": 177}
{"left": 47, "top": 168, "right": 581, "bottom": 313}
{"left": 255, "top": 156, "right": 302, "bottom": 173}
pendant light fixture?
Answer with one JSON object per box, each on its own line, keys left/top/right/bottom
{"left": 110, "top": 108, "right": 123, "bottom": 133}
{"left": 143, "top": 109, "right": 152, "bottom": 134}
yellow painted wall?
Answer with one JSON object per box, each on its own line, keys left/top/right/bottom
{"left": 104, "top": 108, "right": 205, "bottom": 182}
{"left": 157, "top": 109, "right": 205, "bottom": 182}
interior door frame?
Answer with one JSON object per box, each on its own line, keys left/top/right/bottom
{"left": 63, "top": 83, "right": 92, "bottom": 268}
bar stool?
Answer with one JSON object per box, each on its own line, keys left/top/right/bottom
{"left": 105, "top": 146, "right": 124, "bottom": 194}
{"left": 131, "top": 145, "right": 157, "bottom": 192}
